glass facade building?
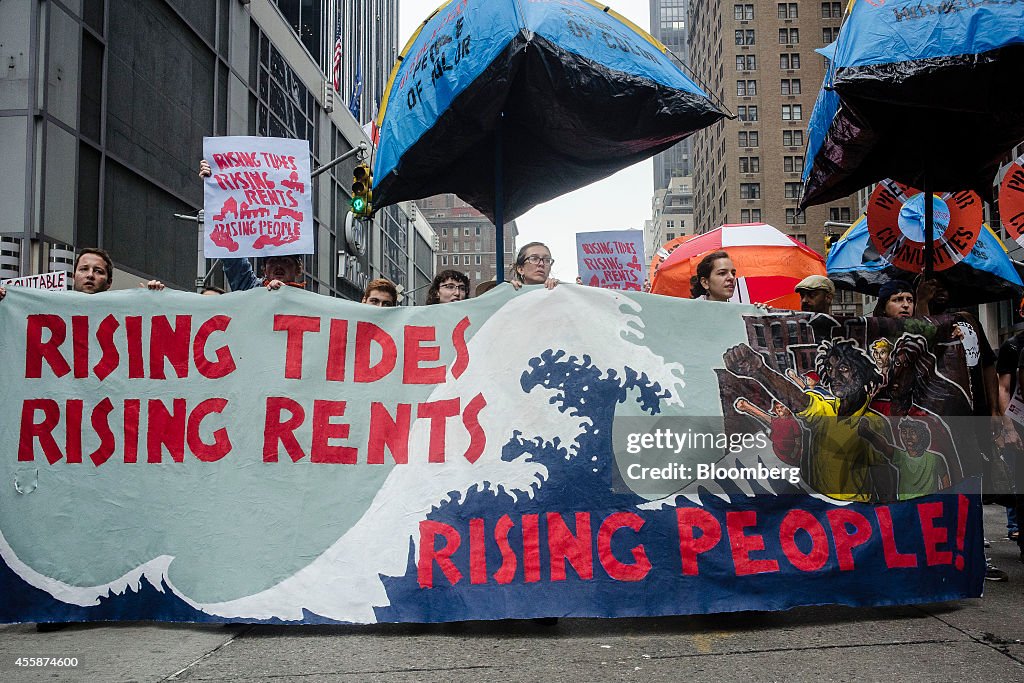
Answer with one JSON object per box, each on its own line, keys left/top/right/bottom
{"left": 0, "top": 0, "right": 427, "bottom": 301}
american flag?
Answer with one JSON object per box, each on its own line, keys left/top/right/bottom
{"left": 331, "top": 13, "right": 342, "bottom": 93}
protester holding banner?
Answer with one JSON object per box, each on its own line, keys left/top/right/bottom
{"left": 511, "top": 242, "right": 558, "bottom": 289}
{"left": 71, "top": 248, "right": 114, "bottom": 294}
{"left": 996, "top": 326, "right": 1024, "bottom": 552}
{"left": 690, "top": 251, "right": 736, "bottom": 302}
{"left": 0, "top": 248, "right": 162, "bottom": 300}
{"left": 198, "top": 159, "right": 307, "bottom": 293}
{"left": 425, "top": 270, "right": 470, "bottom": 304}
{"left": 916, "top": 276, "right": 1010, "bottom": 580}
{"left": 362, "top": 278, "right": 397, "bottom": 307}
{"left": 871, "top": 280, "right": 915, "bottom": 318}
{"left": 795, "top": 275, "right": 835, "bottom": 314}
{"left": 222, "top": 255, "right": 305, "bottom": 292}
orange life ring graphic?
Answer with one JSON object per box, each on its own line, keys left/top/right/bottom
{"left": 866, "top": 179, "right": 982, "bottom": 272}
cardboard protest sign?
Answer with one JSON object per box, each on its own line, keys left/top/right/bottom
{"left": 1, "top": 271, "right": 67, "bottom": 291}
{"left": 0, "top": 287, "right": 984, "bottom": 625}
{"left": 576, "top": 230, "right": 645, "bottom": 290}
{"left": 202, "top": 136, "right": 314, "bottom": 258}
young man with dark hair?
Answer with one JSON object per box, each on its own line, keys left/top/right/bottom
{"left": 362, "top": 278, "right": 397, "bottom": 307}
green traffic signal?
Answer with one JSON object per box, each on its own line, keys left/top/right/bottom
{"left": 351, "top": 163, "right": 372, "bottom": 217}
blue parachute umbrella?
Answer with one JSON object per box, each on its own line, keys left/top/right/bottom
{"left": 802, "top": 1, "right": 1024, "bottom": 210}
{"left": 827, "top": 214, "right": 1024, "bottom": 306}
{"left": 371, "top": 0, "right": 725, "bottom": 280}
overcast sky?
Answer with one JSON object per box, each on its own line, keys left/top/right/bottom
{"left": 397, "top": 0, "right": 655, "bottom": 280}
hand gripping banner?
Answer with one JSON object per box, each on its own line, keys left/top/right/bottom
{"left": 0, "top": 285, "right": 984, "bottom": 624}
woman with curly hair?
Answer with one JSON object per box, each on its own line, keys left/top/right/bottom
{"left": 425, "top": 270, "right": 470, "bottom": 305}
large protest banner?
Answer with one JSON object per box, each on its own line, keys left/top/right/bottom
{"left": 0, "top": 286, "right": 983, "bottom": 625}
{"left": 576, "top": 230, "right": 645, "bottom": 290}
{"left": 202, "top": 136, "right": 314, "bottom": 258}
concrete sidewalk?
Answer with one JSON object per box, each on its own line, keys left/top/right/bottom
{"left": 2, "top": 506, "right": 1022, "bottom": 682}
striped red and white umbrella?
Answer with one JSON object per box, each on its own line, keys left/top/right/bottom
{"left": 648, "top": 234, "right": 695, "bottom": 284}
{"left": 650, "top": 223, "right": 826, "bottom": 306}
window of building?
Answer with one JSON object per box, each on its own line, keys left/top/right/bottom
{"left": 741, "top": 208, "right": 762, "bottom": 222}
{"left": 823, "top": 27, "right": 839, "bottom": 43}
{"left": 738, "top": 79, "right": 756, "bottom": 96}
{"left": 783, "top": 155, "right": 804, "bottom": 172}
{"left": 441, "top": 227, "right": 447, "bottom": 236}
{"left": 475, "top": 255, "right": 481, "bottom": 265}
{"left": 736, "top": 55, "right": 756, "bottom": 71}
{"left": 442, "top": 255, "right": 448, "bottom": 265}
{"left": 783, "top": 129, "right": 804, "bottom": 146}
{"left": 453, "top": 255, "right": 460, "bottom": 265}
{"left": 734, "top": 28, "right": 755, "bottom": 45}
{"left": 463, "top": 227, "right": 470, "bottom": 236}
{"left": 475, "top": 226, "right": 481, "bottom": 235}
{"left": 740, "top": 183, "right": 761, "bottom": 199}
{"left": 733, "top": 4, "right": 754, "bottom": 20}
{"left": 784, "top": 182, "right": 803, "bottom": 198}
{"left": 737, "top": 105, "right": 759, "bottom": 122}
{"left": 822, "top": 2, "right": 842, "bottom": 19}
{"left": 829, "top": 207, "right": 852, "bottom": 222}
{"left": 779, "top": 28, "right": 799, "bottom": 44}
{"left": 786, "top": 208, "right": 807, "bottom": 225}
{"left": 738, "top": 130, "right": 759, "bottom": 147}
{"left": 441, "top": 240, "right": 448, "bottom": 251}
{"left": 738, "top": 156, "right": 760, "bottom": 173}
{"left": 777, "top": 3, "right": 798, "bottom": 18}
{"left": 782, "top": 104, "right": 803, "bottom": 120}
{"left": 780, "top": 53, "right": 801, "bottom": 70}
{"left": 781, "top": 78, "right": 801, "bottom": 95}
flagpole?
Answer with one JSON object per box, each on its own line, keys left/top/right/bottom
{"left": 495, "top": 113, "right": 505, "bottom": 284}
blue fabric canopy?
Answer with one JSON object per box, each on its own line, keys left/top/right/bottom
{"left": 802, "top": 0, "right": 1024, "bottom": 207}
{"left": 827, "top": 215, "right": 1023, "bottom": 305}
{"left": 372, "top": 0, "right": 724, "bottom": 222}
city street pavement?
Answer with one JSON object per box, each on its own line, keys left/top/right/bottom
{"left": 2, "top": 505, "right": 1022, "bottom": 683}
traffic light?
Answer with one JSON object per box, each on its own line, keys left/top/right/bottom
{"left": 351, "top": 163, "right": 372, "bottom": 217}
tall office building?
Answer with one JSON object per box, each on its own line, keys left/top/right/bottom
{"left": 415, "top": 195, "right": 518, "bottom": 298}
{"left": 650, "top": 0, "right": 692, "bottom": 190}
{"left": 0, "top": 0, "right": 428, "bottom": 301}
{"left": 687, "top": 0, "right": 858, "bottom": 256}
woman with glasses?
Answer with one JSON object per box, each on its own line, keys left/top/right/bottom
{"left": 690, "top": 250, "right": 736, "bottom": 302}
{"left": 511, "top": 242, "right": 559, "bottom": 289}
{"left": 426, "top": 270, "right": 471, "bottom": 304}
